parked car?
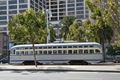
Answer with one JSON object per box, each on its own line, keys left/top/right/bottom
{"left": 113, "top": 57, "right": 120, "bottom": 63}
{"left": 0, "top": 57, "right": 8, "bottom": 63}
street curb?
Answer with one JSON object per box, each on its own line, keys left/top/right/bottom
{"left": 0, "top": 69, "right": 120, "bottom": 73}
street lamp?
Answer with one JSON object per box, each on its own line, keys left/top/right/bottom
{"left": 46, "top": 9, "right": 52, "bottom": 44}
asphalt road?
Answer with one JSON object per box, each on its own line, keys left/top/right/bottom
{"left": 0, "top": 71, "right": 120, "bottom": 80}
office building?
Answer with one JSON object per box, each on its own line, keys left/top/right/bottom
{"left": 46, "top": 0, "right": 90, "bottom": 38}
{"left": 46, "top": 0, "right": 89, "bottom": 23}
{"left": 0, "top": 0, "right": 46, "bottom": 33}
{"left": 0, "top": 0, "right": 46, "bottom": 55}
{"left": 0, "top": 0, "right": 90, "bottom": 55}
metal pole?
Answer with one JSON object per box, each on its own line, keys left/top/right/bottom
{"left": 46, "top": 9, "right": 49, "bottom": 44}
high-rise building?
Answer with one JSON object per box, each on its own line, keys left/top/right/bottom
{"left": 46, "top": 0, "right": 90, "bottom": 38}
{"left": 0, "top": 0, "right": 46, "bottom": 33}
{"left": 46, "top": 0, "right": 89, "bottom": 24}
{"left": 0, "top": 0, "right": 46, "bottom": 55}
{"left": 0, "top": 0, "right": 90, "bottom": 35}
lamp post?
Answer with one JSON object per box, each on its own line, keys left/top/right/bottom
{"left": 46, "top": 9, "right": 52, "bottom": 44}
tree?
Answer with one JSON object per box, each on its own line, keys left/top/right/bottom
{"left": 103, "top": 0, "right": 120, "bottom": 34}
{"left": 59, "top": 16, "right": 76, "bottom": 40}
{"left": 8, "top": 8, "right": 47, "bottom": 67}
{"left": 82, "top": 19, "right": 99, "bottom": 42}
{"left": 85, "top": 0, "right": 114, "bottom": 61}
{"left": 106, "top": 45, "right": 115, "bottom": 56}
{"left": 49, "top": 24, "right": 56, "bottom": 43}
{"left": 66, "top": 21, "right": 84, "bottom": 42}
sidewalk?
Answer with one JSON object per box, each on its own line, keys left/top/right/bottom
{"left": 0, "top": 64, "right": 120, "bottom": 72}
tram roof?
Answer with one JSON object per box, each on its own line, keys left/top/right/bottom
{"left": 10, "top": 42, "right": 101, "bottom": 49}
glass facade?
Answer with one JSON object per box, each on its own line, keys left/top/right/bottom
{"left": 0, "top": 0, "right": 46, "bottom": 33}
{"left": 0, "top": 0, "right": 89, "bottom": 33}
{"left": 46, "top": 0, "right": 90, "bottom": 38}
{"left": 46, "top": 0, "right": 89, "bottom": 21}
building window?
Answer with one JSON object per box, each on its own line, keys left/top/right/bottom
{"left": 0, "top": 6, "right": 7, "bottom": 10}
{"left": 0, "top": 1, "right": 6, "bottom": 5}
{"left": 19, "top": 0, "right": 27, "bottom": 3}
{"left": 9, "top": 10, "right": 17, "bottom": 14}
{"left": 68, "top": 8, "right": 75, "bottom": 11}
{"left": 19, "top": 9, "right": 26, "bottom": 13}
{"left": 9, "top": 5, "right": 17, "bottom": 9}
{"left": 77, "top": 11, "right": 84, "bottom": 14}
{"left": 0, "top": 16, "right": 7, "bottom": 20}
{"left": 68, "top": 12, "right": 75, "bottom": 15}
{"left": 0, "top": 21, "right": 7, "bottom": 25}
{"left": 19, "top": 4, "right": 28, "bottom": 8}
{"left": 9, "top": 15, "right": 13, "bottom": 19}
{"left": 76, "top": 7, "right": 84, "bottom": 10}
{"left": 76, "top": 3, "right": 83, "bottom": 6}
{"left": 9, "top": 0, "right": 17, "bottom": 4}
{"left": 30, "top": 0, "right": 34, "bottom": 5}
{"left": 51, "top": 17, "right": 57, "bottom": 21}
{"left": 68, "top": 4, "right": 74, "bottom": 7}
{"left": 76, "top": 15, "right": 84, "bottom": 19}
{"left": 0, "top": 11, "right": 7, "bottom": 15}
{"left": 0, "top": 27, "right": 7, "bottom": 31}
{"left": 30, "top": 5, "right": 34, "bottom": 9}
{"left": 76, "top": 0, "right": 83, "bottom": 2}
{"left": 35, "top": 3, "right": 38, "bottom": 8}
{"left": 68, "top": 0, "right": 74, "bottom": 3}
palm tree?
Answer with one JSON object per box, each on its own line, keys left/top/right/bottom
{"left": 49, "top": 24, "right": 56, "bottom": 43}
{"left": 59, "top": 16, "right": 76, "bottom": 40}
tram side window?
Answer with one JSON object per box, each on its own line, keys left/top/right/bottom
{"left": 95, "top": 49, "right": 100, "bottom": 53}
{"left": 84, "top": 50, "right": 88, "bottom": 53}
{"left": 53, "top": 50, "right": 57, "bottom": 54}
{"left": 53, "top": 46, "right": 57, "bottom": 48}
{"left": 84, "top": 46, "right": 88, "bottom": 47}
{"left": 39, "top": 51, "right": 42, "bottom": 54}
{"left": 73, "top": 50, "right": 77, "bottom": 54}
{"left": 35, "top": 51, "right": 38, "bottom": 54}
{"left": 43, "top": 47, "right": 47, "bottom": 49}
{"left": 90, "top": 45, "right": 94, "bottom": 47}
{"left": 16, "top": 51, "right": 19, "bottom": 55}
{"left": 39, "top": 47, "right": 42, "bottom": 49}
{"left": 73, "top": 46, "right": 77, "bottom": 48}
{"left": 43, "top": 51, "right": 47, "bottom": 54}
{"left": 48, "top": 50, "right": 52, "bottom": 54}
{"left": 58, "top": 46, "right": 62, "bottom": 48}
{"left": 13, "top": 50, "right": 15, "bottom": 54}
{"left": 25, "top": 51, "right": 28, "bottom": 55}
{"left": 79, "top": 50, "right": 83, "bottom": 54}
{"left": 29, "top": 51, "right": 33, "bottom": 55}
{"left": 63, "top": 46, "right": 67, "bottom": 48}
{"left": 21, "top": 51, "right": 24, "bottom": 55}
{"left": 58, "top": 50, "right": 62, "bottom": 54}
{"left": 90, "top": 50, "right": 94, "bottom": 53}
{"left": 48, "top": 47, "right": 52, "bottom": 49}
{"left": 63, "top": 50, "right": 67, "bottom": 54}
{"left": 25, "top": 47, "right": 28, "bottom": 49}
{"left": 68, "top": 50, "right": 72, "bottom": 54}
{"left": 79, "top": 46, "right": 82, "bottom": 48}
{"left": 68, "top": 46, "right": 72, "bottom": 48}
